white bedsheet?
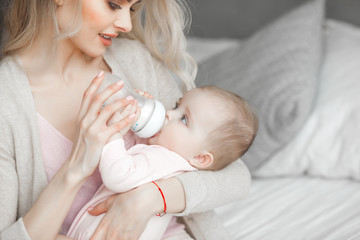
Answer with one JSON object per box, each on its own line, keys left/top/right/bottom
{"left": 216, "top": 177, "right": 360, "bottom": 240}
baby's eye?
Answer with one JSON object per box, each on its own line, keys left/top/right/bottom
{"left": 181, "top": 115, "right": 187, "bottom": 125}
{"left": 173, "top": 101, "right": 179, "bottom": 109}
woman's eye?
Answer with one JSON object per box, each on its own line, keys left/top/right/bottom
{"left": 181, "top": 115, "right": 187, "bottom": 125}
{"left": 108, "top": 2, "right": 121, "bottom": 10}
{"left": 108, "top": 1, "right": 136, "bottom": 11}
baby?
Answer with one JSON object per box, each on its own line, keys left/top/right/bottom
{"left": 67, "top": 85, "right": 258, "bottom": 240}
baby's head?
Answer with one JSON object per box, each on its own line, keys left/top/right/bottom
{"left": 148, "top": 86, "right": 258, "bottom": 170}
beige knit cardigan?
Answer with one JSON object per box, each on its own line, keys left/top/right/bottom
{"left": 0, "top": 38, "right": 251, "bottom": 240}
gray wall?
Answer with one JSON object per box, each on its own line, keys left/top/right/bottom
{"left": 189, "top": 0, "right": 360, "bottom": 38}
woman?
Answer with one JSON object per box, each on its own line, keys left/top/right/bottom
{"left": 0, "top": 0, "right": 251, "bottom": 239}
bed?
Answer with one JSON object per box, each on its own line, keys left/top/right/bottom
{"left": 187, "top": 0, "right": 360, "bottom": 239}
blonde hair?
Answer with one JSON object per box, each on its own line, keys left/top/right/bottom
{"left": 201, "top": 86, "right": 259, "bottom": 171}
{"left": 3, "top": 0, "right": 196, "bottom": 90}
{"left": 3, "top": 0, "right": 81, "bottom": 56}
{"left": 126, "top": 0, "right": 197, "bottom": 91}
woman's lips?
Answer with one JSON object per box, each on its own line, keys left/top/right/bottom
{"left": 99, "top": 33, "right": 117, "bottom": 47}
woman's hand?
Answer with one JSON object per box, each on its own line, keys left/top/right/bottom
{"left": 68, "top": 71, "right": 136, "bottom": 178}
{"left": 107, "top": 98, "right": 141, "bottom": 138}
{"left": 88, "top": 178, "right": 186, "bottom": 240}
{"left": 88, "top": 182, "right": 162, "bottom": 240}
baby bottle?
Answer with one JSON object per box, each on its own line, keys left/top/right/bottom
{"left": 99, "top": 73, "right": 166, "bottom": 138}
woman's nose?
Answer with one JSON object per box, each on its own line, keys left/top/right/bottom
{"left": 114, "top": 10, "right": 132, "bottom": 33}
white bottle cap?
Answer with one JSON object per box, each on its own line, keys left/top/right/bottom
{"left": 135, "top": 100, "right": 166, "bottom": 138}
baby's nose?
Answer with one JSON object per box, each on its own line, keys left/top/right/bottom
{"left": 166, "top": 109, "right": 176, "bottom": 122}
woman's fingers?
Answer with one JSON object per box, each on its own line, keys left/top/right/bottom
{"left": 136, "top": 89, "right": 153, "bottom": 99}
{"left": 106, "top": 111, "right": 136, "bottom": 137}
{"left": 96, "top": 96, "right": 133, "bottom": 124}
{"left": 90, "top": 199, "right": 144, "bottom": 240}
{"left": 79, "top": 71, "right": 105, "bottom": 118}
{"left": 119, "top": 98, "right": 135, "bottom": 117}
{"left": 89, "top": 183, "right": 158, "bottom": 240}
{"left": 97, "top": 99, "right": 138, "bottom": 138}
{"left": 86, "top": 81, "right": 125, "bottom": 120}
{"left": 113, "top": 100, "right": 141, "bottom": 136}
{"left": 89, "top": 225, "right": 106, "bottom": 240}
{"left": 136, "top": 89, "right": 154, "bottom": 98}
{"left": 88, "top": 196, "right": 115, "bottom": 216}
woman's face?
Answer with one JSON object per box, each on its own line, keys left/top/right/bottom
{"left": 57, "top": 0, "right": 141, "bottom": 57}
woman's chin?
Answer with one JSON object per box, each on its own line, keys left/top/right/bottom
{"left": 81, "top": 44, "right": 106, "bottom": 59}
{"left": 85, "top": 49, "right": 106, "bottom": 58}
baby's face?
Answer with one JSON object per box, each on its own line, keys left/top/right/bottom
{"left": 148, "top": 88, "right": 224, "bottom": 160}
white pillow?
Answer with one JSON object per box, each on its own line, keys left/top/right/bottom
{"left": 254, "top": 19, "right": 360, "bottom": 180}
{"left": 196, "top": 0, "right": 325, "bottom": 170}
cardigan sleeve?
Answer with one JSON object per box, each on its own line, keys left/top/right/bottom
{"left": 0, "top": 118, "right": 31, "bottom": 240}
{"left": 175, "top": 159, "right": 251, "bottom": 215}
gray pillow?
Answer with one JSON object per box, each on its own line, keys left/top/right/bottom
{"left": 195, "top": 0, "right": 325, "bottom": 171}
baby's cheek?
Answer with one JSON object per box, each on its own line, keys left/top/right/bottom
{"left": 162, "top": 134, "right": 181, "bottom": 153}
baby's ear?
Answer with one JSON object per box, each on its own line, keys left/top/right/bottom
{"left": 189, "top": 152, "right": 214, "bottom": 169}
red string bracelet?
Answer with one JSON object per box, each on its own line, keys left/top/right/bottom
{"left": 152, "top": 181, "right": 167, "bottom": 217}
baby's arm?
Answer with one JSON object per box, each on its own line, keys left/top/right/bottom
{"left": 99, "top": 140, "right": 195, "bottom": 193}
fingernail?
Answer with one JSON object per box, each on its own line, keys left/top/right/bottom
{"left": 97, "top": 71, "right": 104, "bottom": 78}
{"left": 129, "top": 113, "right": 135, "bottom": 118}
{"left": 116, "top": 80, "right": 124, "bottom": 85}
{"left": 87, "top": 206, "right": 94, "bottom": 211}
{"left": 138, "top": 90, "right": 144, "bottom": 95}
{"left": 126, "top": 95, "right": 134, "bottom": 101}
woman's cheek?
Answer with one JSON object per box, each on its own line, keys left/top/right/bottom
{"left": 82, "top": 0, "right": 107, "bottom": 28}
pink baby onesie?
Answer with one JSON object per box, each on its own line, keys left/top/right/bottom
{"left": 67, "top": 137, "right": 197, "bottom": 240}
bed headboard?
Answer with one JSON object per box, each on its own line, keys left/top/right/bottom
{"left": 189, "top": 0, "right": 360, "bottom": 38}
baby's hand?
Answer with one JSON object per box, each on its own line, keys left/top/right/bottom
{"left": 136, "top": 89, "right": 153, "bottom": 99}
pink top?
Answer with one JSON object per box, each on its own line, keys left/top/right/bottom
{"left": 37, "top": 113, "right": 103, "bottom": 234}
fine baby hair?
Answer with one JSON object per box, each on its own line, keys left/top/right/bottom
{"left": 200, "top": 86, "right": 258, "bottom": 171}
